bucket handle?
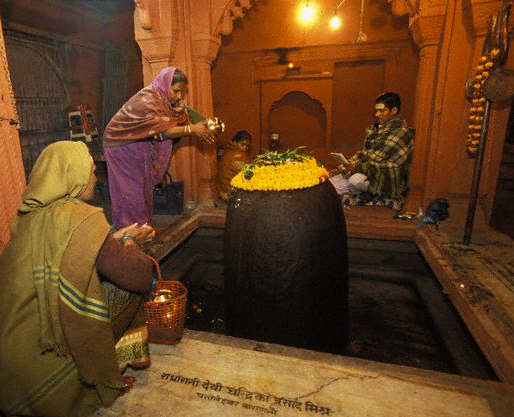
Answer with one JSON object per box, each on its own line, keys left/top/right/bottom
{"left": 148, "top": 256, "right": 163, "bottom": 286}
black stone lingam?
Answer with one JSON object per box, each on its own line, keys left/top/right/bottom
{"left": 223, "top": 182, "right": 348, "bottom": 353}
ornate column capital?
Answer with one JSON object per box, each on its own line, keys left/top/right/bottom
{"left": 134, "top": 0, "right": 152, "bottom": 30}
{"left": 389, "top": 0, "right": 420, "bottom": 18}
{"left": 192, "top": 35, "right": 222, "bottom": 65}
{"left": 387, "top": 1, "right": 448, "bottom": 49}
{"left": 409, "top": 11, "right": 446, "bottom": 48}
{"left": 463, "top": 0, "right": 508, "bottom": 37}
{"left": 214, "top": 0, "right": 257, "bottom": 37}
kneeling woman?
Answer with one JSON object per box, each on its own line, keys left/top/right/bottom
{"left": 0, "top": 141, "right": 155, "bottom": 417}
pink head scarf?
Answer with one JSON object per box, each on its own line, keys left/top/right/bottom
{"left": 151, "top": 66, "right": 177, "bottom": 100}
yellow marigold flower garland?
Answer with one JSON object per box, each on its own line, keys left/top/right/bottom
{"left": 231, "top": 157, "right": 329, "bottom": 191}
{"left": 466, "top": 48, "right": 500, "bottom": 156}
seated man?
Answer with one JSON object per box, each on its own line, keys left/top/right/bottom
{"left": 330, "top": 92, "right": 414, "bottom": 207}
{"left": 217, "top": 130, "right": 252, "bottom": 201}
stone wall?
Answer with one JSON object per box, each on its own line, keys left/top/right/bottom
{"left": 0, "top": 17, "right": 24, "bottom": 252}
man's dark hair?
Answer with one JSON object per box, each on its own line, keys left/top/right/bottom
{"left": 233, "top": 130, "right": 252, "bottom": 143}
{"left": 172, "top": 68, "right": 188, "bottom": 85}
{"left": 376, "top": 92, "right": 401, "bottom": 113}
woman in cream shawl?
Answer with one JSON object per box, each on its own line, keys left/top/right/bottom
{"left": 0, "top": 141, "right": 154, "bottom": 417}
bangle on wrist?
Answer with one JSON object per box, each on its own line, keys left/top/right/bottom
{"left": 119, "top": 235, "right": 135, "bottom": 245}
{"left": 185, "top": 124, "right": 191, "bottom": 134}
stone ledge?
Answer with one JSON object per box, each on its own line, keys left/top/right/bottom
{"left": 417, "top": 225, "right": 514, "bottom": 384}
{"left": 92, "top": 330, "right": 514, "bottom": 417}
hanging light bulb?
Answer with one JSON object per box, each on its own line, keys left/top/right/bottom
{"left": 299, "top": 1, "right": 317, "bottom": 25}
{"left": 329, "top": 13, "right": 342, "bottom": 30}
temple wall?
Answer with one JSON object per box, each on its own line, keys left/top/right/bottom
{"left": 2, "top": 0, "right": 103, "bottom": 119}
{"left": 1, "top": 0, "right": 141, "bottom": 162}
{"left": 210, "top": 0, "right": 514, "bottom": 229}
{"left": 0, "top": 0, "right": 142, "bottom": 251}
{"left": 406, "top": 0, "right": 513, "bottom": 225}
{"left": 211, "top": 0, "right": 418, "bottom": 170}
{"left": 0, "top": 17, "right": 24, "bottom": 252}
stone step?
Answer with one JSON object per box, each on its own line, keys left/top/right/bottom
{"left": 92, "top": 331, "right": 514, "bottom": 417}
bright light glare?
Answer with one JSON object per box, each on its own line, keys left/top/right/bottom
{"left": 299, "top": 3, "right": 316, "bottom": 24}
{"left": 329, "top": 15, "right": 342, "bottom": 30}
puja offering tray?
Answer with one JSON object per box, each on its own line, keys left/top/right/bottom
{"left": 143, "top": 258, "right": 187, "bottom": 345}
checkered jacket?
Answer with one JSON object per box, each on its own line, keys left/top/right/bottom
{"left": 347, "top": 117, "right": 414, "bottom": 201}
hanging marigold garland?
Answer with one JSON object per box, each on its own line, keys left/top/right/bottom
{"left": 466, "top": 48, "right": 500, "bottom": 156}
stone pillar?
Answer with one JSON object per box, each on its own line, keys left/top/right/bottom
{"left": 0, "top": 18, "right": 25, "bottom": 252}
{"left": 190, "top": 35, "right": 222, "bottom": 206}
{"left": 462, "top": 0, "right": 512, "bottom": 223}
{"left": 133, "top": 0, "right": 256, "bottom": 208}
{"left": 403, "top": 7, "right": 448, "bottom": 212}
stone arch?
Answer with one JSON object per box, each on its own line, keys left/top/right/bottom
{"left": 268, "top": 91, "right": 327, "bottom": 152}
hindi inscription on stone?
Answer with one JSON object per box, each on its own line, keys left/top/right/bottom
{"left": 93, "top": 336, "right": 499, "bottom": 417}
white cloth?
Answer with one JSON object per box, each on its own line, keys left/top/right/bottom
{"left": 329, "top": 173, "right": 369, "bottom": 195}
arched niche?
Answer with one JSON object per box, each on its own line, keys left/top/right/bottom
{"left": 268, "top": 91, "right": 327, "bottom": 153}
{"left": 258, "top": 75, "right": 333, "bottom": 166}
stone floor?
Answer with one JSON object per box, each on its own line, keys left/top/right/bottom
{"left": 92, "top": 330, "right": 514, "bottom": 417}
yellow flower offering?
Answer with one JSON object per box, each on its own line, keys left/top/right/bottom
{"left": 230, "top": 148, "right": 329, "bottom": 192}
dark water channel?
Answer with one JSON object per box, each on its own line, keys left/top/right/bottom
{"left": 160, "top": 227, "right": 497, "bottom": 380}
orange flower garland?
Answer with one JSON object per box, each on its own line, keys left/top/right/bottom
{"left": 466, "top": 48, "right": 500, "bottom": 156}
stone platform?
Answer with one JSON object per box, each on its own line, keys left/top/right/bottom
{"left": 93, "top": 330, "right": 513, "bottom": 417}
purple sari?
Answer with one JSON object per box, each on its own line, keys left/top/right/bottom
{"left": 103, "top": 67, "right": 188, "bottom": 229}
{"left": 104, "top": 140, "right": 172, "bottom": 229}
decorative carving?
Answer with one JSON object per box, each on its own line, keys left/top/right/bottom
{"left": 463, "top": 0, "right": 508, "bottom": 37}
{"left": 386, "top": 1, "right": 450, "bottom": 49}
{"left": 388, "top": 0, "right": 419, "bottom": 18}
{"left": 192, "top": 35, "right": 222, "bottom": 64}
{"left": 135, "top": 0, "right": 180, "bottom": 71}
{"left": 134, "top": 0, "right": 152, "bottom": 30}
{"left": 409, "top": 13, "right": 445, "bottom": 48}
{"left": 215, "top": 0, "right": 257, "bottom": 37}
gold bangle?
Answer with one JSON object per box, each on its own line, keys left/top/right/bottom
{"left": 186, "top": 124, "right": 191, "bottom": 134}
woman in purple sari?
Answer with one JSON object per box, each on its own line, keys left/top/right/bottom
{"left": 103, "top": 67, "right": 213, "bottom": 231}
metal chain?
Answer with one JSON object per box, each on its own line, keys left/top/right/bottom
{"left": 355, "top": 0, "right": 367, "bottom": 43}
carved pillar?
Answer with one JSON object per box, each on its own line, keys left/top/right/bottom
{"left": 133, "top": 0, "right": 256, "bottom": 207}
{"left": 463, "top": 0, "right": 511, "bottom": 223}
{"left": 403, "top": 8, "right": 447, "bottom": 212}
{"left": 190, "top": 35, "right": 222, "bottom": 206}
{"left": 134, "top": 0, "right": 180, "bottom": 82}
{"left": 0, "top": 18, "right": 25, "bottom": 252}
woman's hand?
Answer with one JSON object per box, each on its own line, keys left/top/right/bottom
{"left": 113, "top": 223, "right": 156, "bottom": 244}
{"left": 190, "top": 121, "right": 216, "bottom": 145}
